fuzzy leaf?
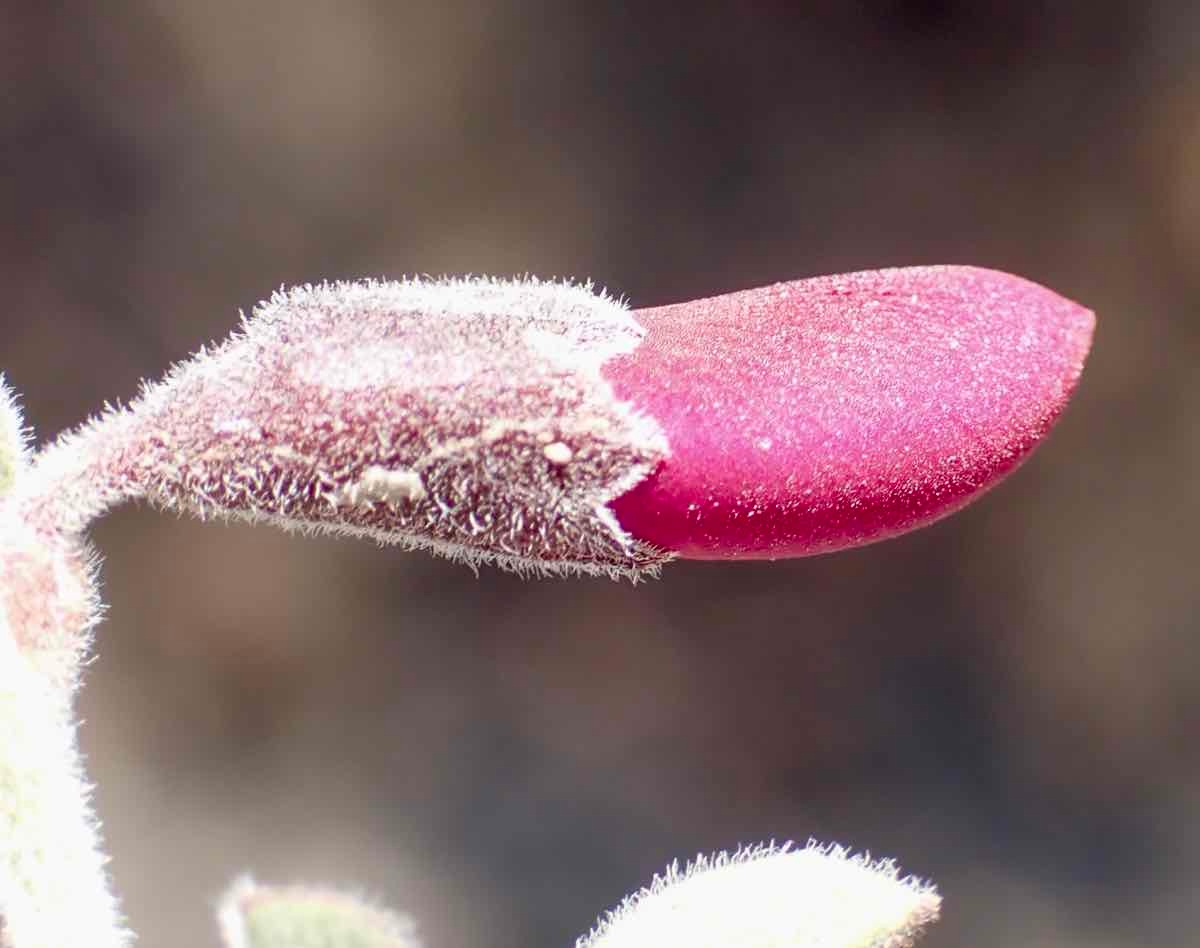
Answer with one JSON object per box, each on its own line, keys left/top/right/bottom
{"left": 217, "top": 877, "right": 418, "bottom": 948}
{"left": 579, "top": 842, "right": 940, "bottom": 948}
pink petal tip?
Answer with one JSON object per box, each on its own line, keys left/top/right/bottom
{"left": 605, "top": 265, "right": 1095, "bottom": 559}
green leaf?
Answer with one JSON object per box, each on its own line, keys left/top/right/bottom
{"left": 218, "top": 877, "right": 419, "bottom": 948}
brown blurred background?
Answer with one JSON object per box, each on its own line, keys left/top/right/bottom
{"left": 2, "top": 2, "right": 1198, "bottom": 946}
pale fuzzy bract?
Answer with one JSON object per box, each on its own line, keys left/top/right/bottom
{"left": 579, "top": 842, "right": 941, "bottom": 948}
{"left": 217, "top": 876, "right": 419, "bottom": 948}
{"left": 20, "top": 277, "right": 672, "bottom": 579}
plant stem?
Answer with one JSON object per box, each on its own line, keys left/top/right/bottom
{"left": 0, "top": 410, "right": 133, "bottom": 947}
{"left": 0, "top": 611, "right": 127, "bottom": 948}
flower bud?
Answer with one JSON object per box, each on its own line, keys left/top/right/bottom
{"left": 34, "top": 268, "right": 1093, "bottom": 578}
{"left": 608, "top": 265, "right": 1094, "bottom": 558}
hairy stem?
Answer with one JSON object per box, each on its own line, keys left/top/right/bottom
{"left": 0, "top": 382, "right": 130, "bottom": 948}
{"left": 0, "top": 611, "right": 127, "bottom": 948}
{"left": 12, "top": 410, "right": 143, "bottom": 540}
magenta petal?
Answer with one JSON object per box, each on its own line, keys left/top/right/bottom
{"left": 604, "top": 266, "right": 1095, "bottom": 559}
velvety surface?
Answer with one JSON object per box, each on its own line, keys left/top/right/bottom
{"left": 606, "top": 267, "right": 1095, "bottom": 558}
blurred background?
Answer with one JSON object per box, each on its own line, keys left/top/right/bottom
{"left": 2, "top": 2, "right": 1197, "bottom": 946}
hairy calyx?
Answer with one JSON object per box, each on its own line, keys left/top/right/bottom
{"left": 55, "top": 278, "right": 672, "bottom": 578}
